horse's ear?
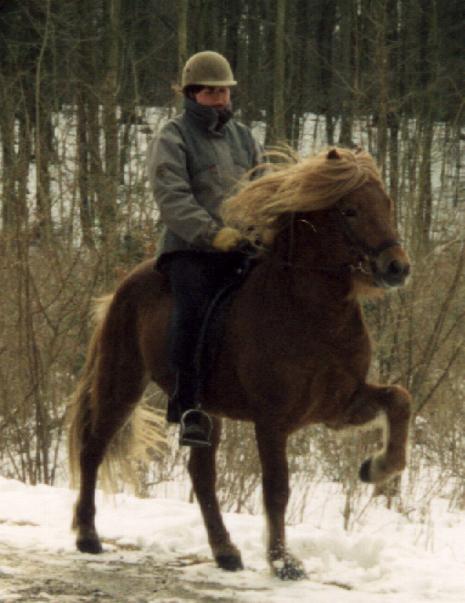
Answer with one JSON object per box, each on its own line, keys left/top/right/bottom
{"left": 327, "top": 148, "right": 341, "bottom": 160}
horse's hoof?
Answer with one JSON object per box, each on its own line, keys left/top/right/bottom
{"left": 271, "top": 555, "right": 306, "bottom": 581}
{"left": 360, "top": 455, "right": 400, "bottom": 484}
{"left": 216, "top": 553, "right": 244, "bottom": 571}
{"left": 359, "top": 458, "right": 372, "bottom": 483}
{"left": 77, "top": 536, "right": 103, "bottom": 554}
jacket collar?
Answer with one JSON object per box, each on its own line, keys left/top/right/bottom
{"left": 184, "top": 97, "right": 233, "bottom": 135}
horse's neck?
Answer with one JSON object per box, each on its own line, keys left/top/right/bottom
{"left": 253, "top": 256, "right": 358, "bottom": 318}
{"left": 275, "top": 214, "right": 353, "bottom": 271}
{"left": 267, "top": 218, "right": 361, "bottom": 302}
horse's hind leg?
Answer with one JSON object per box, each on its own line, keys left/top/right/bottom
{"left": 347, "top": 383, "right": 412, "bottom": 484}
{"left": 255, "top": 424, "right": 306, "bottom": 580}
{"left": 187, "top": 417, "right": 243, "bottom": 571}
{"left": 73, "top": 423, "right": 108, "bottom": 554}
{"left": 72, "top": 366, "right": 147, "bottom": 554}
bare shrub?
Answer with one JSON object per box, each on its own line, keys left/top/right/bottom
{"left": 0, "top": 235, "right": 103, "bottom": 483}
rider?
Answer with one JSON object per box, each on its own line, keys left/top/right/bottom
{"left": 147, "top": 51, "right": 262, "bottom": 447}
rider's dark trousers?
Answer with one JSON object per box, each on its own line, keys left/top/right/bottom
{"left": 162, "top": 251, "right": 244, "bottom": 376}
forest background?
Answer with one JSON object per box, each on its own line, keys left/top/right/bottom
{"left": 0, "top": 0, "right": 463, "bottom": 523}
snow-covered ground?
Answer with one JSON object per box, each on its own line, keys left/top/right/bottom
{"left": 0, "top": 476, "right": 463, "bottom": 602}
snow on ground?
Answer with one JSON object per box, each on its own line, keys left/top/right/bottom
{"left": 0, "top": 476, "right": 463, "bottom": 602}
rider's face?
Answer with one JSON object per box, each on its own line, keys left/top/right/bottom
{"left": 194, "top": 86, "right": 231, "bottom": 109}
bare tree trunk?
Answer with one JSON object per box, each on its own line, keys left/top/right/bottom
{"left": 338, "top": 1, "right": 354, "bottom": 147}
{"left": 176, "top": 0, "right": 188, "bottom": 112}
{"left": 242, "top": 2, "right": 261, "bottom": 125}
{"left": 386, "top": 0, "right": 400, "bottom": 218}
{"left": 388, "top": 114, "right": 400, "bottom": 220}
{"left": 416, "top": 117, "right": 434, "bottom": 254}
{"left": 77, "top": 84, "right": 94, "bottom": 247}
{"left": 269, "top": 0, "right": 286, "bottom": 144}
{"left": 413, "top": 1, "right": 439, "bottom": 257}
{"left": 373, "top": 1, "right": 388, "bottom": 176}
{"left": 316, "top": 2, "right": 336, "bottom": 145}
{"left": 87, "top": 92, "right": 105, "bottom": 232}
{"left": 16, "top": 114, "right": 31, "bottom": 227}
{"left": 177, "top": 0, "right": 188, "bottom": 70}
{"left": 34, "top": 0, "right": 53, "bottom": 241}
{"left": 0, "top": 77, "right": 17, "bottom": 229}
{"left": 452, "top": 122, "right": 462, "bottom": 207}
{"left": 100, "top": 0, "right": 120, "bottom": 247}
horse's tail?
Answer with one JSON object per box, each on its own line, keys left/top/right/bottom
{"left": 68, "top": 294, "right": 165, "bottom": 492}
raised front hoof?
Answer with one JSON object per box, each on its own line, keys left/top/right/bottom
{"left": 216, "top": 553, "right": 244, "bottom": 572}
{"left": 271, "top": 555, "right": 307, "bottom": 581}
{"left": 359, "top": 456, "right": 403, "bottom": 485}
{"left": 76, "top": 534, "right": 103, "bottom": 554}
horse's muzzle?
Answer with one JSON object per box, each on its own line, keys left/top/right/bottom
{"left": 372, "top": 247, "right": 410, "bottom": 288}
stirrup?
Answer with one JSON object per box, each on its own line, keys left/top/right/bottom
{"left": 179, "top": 409, "right": 213, "bottom": 448}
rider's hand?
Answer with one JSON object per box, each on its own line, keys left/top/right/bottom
{"left": 212, "top": 227, "right": 243, "bottom": 251}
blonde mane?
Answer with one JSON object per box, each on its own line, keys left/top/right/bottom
{"left": 223, "top": 147, "right": 383, "bottom": 243}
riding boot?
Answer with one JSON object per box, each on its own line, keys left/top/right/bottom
{"left": 166, "top": 370, "right": 196, "bottom": 424}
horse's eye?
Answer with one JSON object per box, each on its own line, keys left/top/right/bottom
{"left": 342, "top": 207, "right": 357, "bottom": 218}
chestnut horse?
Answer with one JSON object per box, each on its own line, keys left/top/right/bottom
{"left": 68, "top": 147, "right": 412, "bottom": 580}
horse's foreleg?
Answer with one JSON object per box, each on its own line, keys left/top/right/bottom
{"left": 255, "top": 424, "right": 306, "bottom": 580}
{"left": 348, "top": 384, "right": 412, "bottom": 484}
{"left": 187, "top": 417, "right": 243, "bottom": 571}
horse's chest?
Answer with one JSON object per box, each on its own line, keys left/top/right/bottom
{"left": 265, "top": 306, "right": 369, "bottom": 360}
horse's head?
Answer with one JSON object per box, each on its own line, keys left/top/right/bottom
{"left": 223, "top": 146, "right": 410, "bottom": 290}
{"left": 332, "top": 179, "right": 410, "bottom": 288}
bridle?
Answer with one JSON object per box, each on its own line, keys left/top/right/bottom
{"left": 282, "top": 208, "right": 401, "bottom": 276}
{"left": 333, "top": 208, "right": 400, "bottom": 259}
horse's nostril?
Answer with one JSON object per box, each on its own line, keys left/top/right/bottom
{"left": 384, "top": 259, "right": 410, "bottom": 285}
{"left": 388, "top": 260, "right": 403, "bottom": 275}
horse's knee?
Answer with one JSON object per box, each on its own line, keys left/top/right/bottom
{"left": 384, "top": 385, "right": 412, "bottom": 422}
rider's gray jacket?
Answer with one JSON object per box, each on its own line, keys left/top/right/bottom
{"left": 147, "top": 98, "right": 261, "bottom": 262}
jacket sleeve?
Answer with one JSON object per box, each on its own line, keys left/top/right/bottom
{"left": 147, "top": 123, "right": 220, "bottom": 247}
